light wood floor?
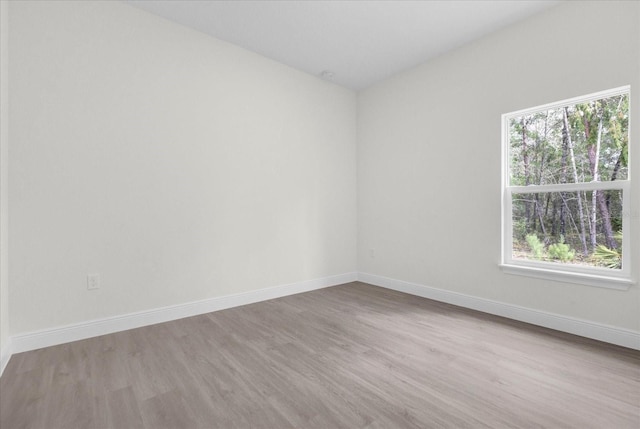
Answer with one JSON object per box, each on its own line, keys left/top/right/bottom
{"left": 1, "top": 282, "right": 639, "bottom": 428}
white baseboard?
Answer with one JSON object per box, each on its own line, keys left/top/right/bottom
{"left": 4, "top": 270, "right": 637, "bottom": 374}
{"left": 10, "top": 272, "right": 358, "bottom": 355}
{"left": 358, "top": 272, "right": 640, "bottom": 351}
{"left": 0, "top": 339, "right": 11, "bottom": 377}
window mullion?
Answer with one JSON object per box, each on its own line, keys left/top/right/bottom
{"left": 509, "top": 181, "right": 627, "bottom": 194}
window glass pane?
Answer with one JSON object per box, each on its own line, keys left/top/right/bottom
{"left": 509, "top": 93, "right": 629, "bottom": 186}
{"left": 512, "top": 190, "right": 623, "bottom": 269}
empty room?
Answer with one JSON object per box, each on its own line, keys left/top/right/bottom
{"left": 0, "top": 0, "right": 638, "bottom": 428}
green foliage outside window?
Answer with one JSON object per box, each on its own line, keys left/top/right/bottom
{"left": 547, "top": 236, "right": 575, "bottom": 262}
{"left": 509, "top": 90, "right": 628, "bottom": 270}
{"left": 525, "top": 234, "right": 544, "bottom": 260}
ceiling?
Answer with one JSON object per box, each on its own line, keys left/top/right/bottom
{"left": 125, "top": 0, "right": 561, "bottom": 90}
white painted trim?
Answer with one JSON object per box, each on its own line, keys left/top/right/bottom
{"left": 358, "top": 272, "right": 640, "bottom": 351}
{"left": 505, "top": 85, "right": 630, "bottom": 118}
{"left": 0, "top": 0, "right": 10, "bottom": 381}
{"left": 0, "top": 339, "right": 11, "bottom": 377}
{"left": 500, "top": 263, "right": 633, "bottom": 290}
{"left": 509, "top": 180, "right": 629, "bottom": 194}
{"left": 11, "top": 272, "right": 358, "bottom": 354}
{"left": 6, "top": 270, "right": 637, "bottom": 365}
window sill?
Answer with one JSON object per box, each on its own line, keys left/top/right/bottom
{"left": 499, "top": 264, "right": 634, "bottom": 290}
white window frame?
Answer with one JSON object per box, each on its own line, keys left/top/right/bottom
{"left": 500, "top": 86, "right": 633, "bottom": 290}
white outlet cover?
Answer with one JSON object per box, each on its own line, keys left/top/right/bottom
{"left": 87, "top": 274, "right": 100, "bottom": 290}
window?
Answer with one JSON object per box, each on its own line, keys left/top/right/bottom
{"left": 501, "top": 86, "right": 632, "bottom": 289}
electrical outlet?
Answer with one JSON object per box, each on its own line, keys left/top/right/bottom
{"left": 87, "top": 273, "right": 100, "bottom": 290}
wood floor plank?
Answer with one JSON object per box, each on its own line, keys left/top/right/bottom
{"left": 1, "top": 282, "right": 639, "bottom": 428}
{"left": 106, "top": 386, "right": 144, "bottom": 429}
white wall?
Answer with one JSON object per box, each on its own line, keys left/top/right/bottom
{"left": 6, "top": 0, "right": 638, "bottom": 346}
{"left": 9, "top": 0, "right": 357, "bottom": 335}
{"left": 358, "top": 1, "right": 640, "bottom": 331}
{"left": 1, "top": 0, "right": 10, "bottom": 361}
